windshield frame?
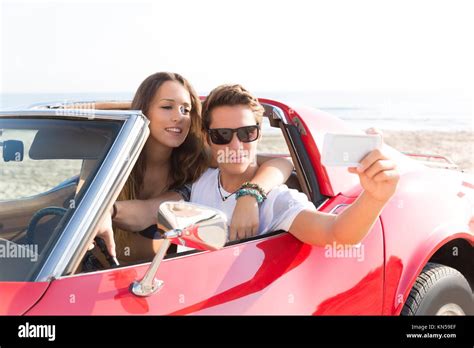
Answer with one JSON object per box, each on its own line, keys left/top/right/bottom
{"left": 0, "top": 109, "right": 149, "bottom": 282}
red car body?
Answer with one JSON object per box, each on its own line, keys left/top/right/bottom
{"left": 1, "top": 98, "right": 473, "bottom": 315}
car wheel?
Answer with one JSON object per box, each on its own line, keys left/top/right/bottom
{"left": 402, "top": 262, "right": 474, "bottom": 315}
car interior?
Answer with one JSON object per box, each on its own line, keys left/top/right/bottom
{"left": 0, "top": 119, "right": 120, "bottom": 280}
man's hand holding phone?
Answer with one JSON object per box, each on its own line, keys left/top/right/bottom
{"left": 322, "top": 128, "right": 400, "bottom": 203}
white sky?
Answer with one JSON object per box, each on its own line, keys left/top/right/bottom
{"left": 1, "top": 0, "right": 473, "bottom": 95}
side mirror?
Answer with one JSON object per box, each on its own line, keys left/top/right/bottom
{"left": 131, "top": 202, "right": 228, "bottom": 297}
{"left": 1, "top": 140, "right": 24, "bottom": 162}
{"left": 158, "top": 201, "right": 228, "bottom": 251}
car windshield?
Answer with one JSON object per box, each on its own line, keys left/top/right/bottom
{"left": 0, "top": 117, "right": 121, "bottom": 281}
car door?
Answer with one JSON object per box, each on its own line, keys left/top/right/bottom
{"left": 27, "top": 196, "right": 383, "bottom": 315}
{"left": 0, "top": 282, "right": 50, "bottom": 315}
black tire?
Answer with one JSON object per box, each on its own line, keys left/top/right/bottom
{"left": 402, "top": 262, "right": 474, "bottom": 315}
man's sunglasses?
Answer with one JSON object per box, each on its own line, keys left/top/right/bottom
{"left": 208, "top": 124, "right": 260, "bottom": 145}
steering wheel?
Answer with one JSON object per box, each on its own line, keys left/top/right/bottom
{"left": 27, "top": 207, "right": 117, "bottom": 271}
{"left": 26, "top": 206, "right": 68, "bottom": 244}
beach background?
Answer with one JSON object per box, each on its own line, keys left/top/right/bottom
{"left": 1, "top": 91, "right": 472, "bottom": 173}
{"left": 0, "top": 90, "right": 472, "bottom": 201}
{"left": 1, "top": 0, "right": 472, "bottom": 203}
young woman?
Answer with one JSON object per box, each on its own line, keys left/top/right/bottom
{"left": 95, "top": 72, "right": 293, "bottom": 265}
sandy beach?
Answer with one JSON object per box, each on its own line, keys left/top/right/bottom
{"left": 382, "top": 130, "right": 473, "bottom": 173}
{"left": 259, "top": 129, "right": 473, "bottom": 174}
{"left": 1, "top": 129, "right": 472, "bottom": 201}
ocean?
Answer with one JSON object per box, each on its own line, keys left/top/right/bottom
{"left": 1, "top": 91, "right": 472, "bottom": 133}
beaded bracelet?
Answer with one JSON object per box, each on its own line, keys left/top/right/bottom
{"left": 240, "top": 182, "right": 267, "bottom": 200}
{"left": 235, "top": 188, "right": 265, "bottom": 204}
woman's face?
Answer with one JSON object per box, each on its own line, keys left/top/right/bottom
{"left": 146, "top": 80, "right": 192, "bottom": 148}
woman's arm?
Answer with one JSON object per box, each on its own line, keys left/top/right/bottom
{"left": 113, "top": 191, "right": 182, "bottom": 232}
{"left": 95, "top": 191, "right": 182, "bottom": 258}
{"left": 230, "top": 157, "right": 295, "bottom": 240}
{"left": 251, "top": 156, "right": 294, "bottom": 193}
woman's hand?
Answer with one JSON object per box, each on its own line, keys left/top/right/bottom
{"left": 229, "top": 195, "right": 259, "bottom": 241}
{"left": 348, "top": 128, "right": 400, "bottom": 203}
{"left": 93, "top": 207, "right": 117, "bottom": 261}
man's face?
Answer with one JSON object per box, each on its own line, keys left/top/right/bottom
{"left": 207, "top": 105, "right": 259, "bottom": 175}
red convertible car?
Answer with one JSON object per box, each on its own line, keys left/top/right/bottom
{"left": 0, "top": 99, "right": 473, "bottom": 315}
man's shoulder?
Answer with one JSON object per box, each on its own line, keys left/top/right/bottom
{"left": 190, "top": 168, "right": 219, "bottom": 203}
{"left": 265, "top": 184, "right": 312, "bottom": 207}
{"left": 267, "top": 184, "right": 305, "bottom": 199}
{"left": 258, "top": 184, "right": 315, "bottom": 234}
{"left": 192, "top": 168, "right": 218, "bottom": 190}
{"left": 198, "top": 168, "right": 218, "bottom": 181}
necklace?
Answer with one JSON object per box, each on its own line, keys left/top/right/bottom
{"left": 217, "top": 170, "right": 240, "bottom": 201}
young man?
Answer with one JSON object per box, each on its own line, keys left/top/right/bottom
{"left": 190, "top": 84, "right": 400, "bottom": 246}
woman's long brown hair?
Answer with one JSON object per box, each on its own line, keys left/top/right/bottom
{"left": 119, "top": 72, "right": 209, "bottom": 201}
{"left": 113, "top": 72, "right": 209, "bottom": 264}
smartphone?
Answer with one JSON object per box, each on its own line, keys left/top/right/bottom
{"left": 321, "top": 133, "right": 382, "bottom": 167}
